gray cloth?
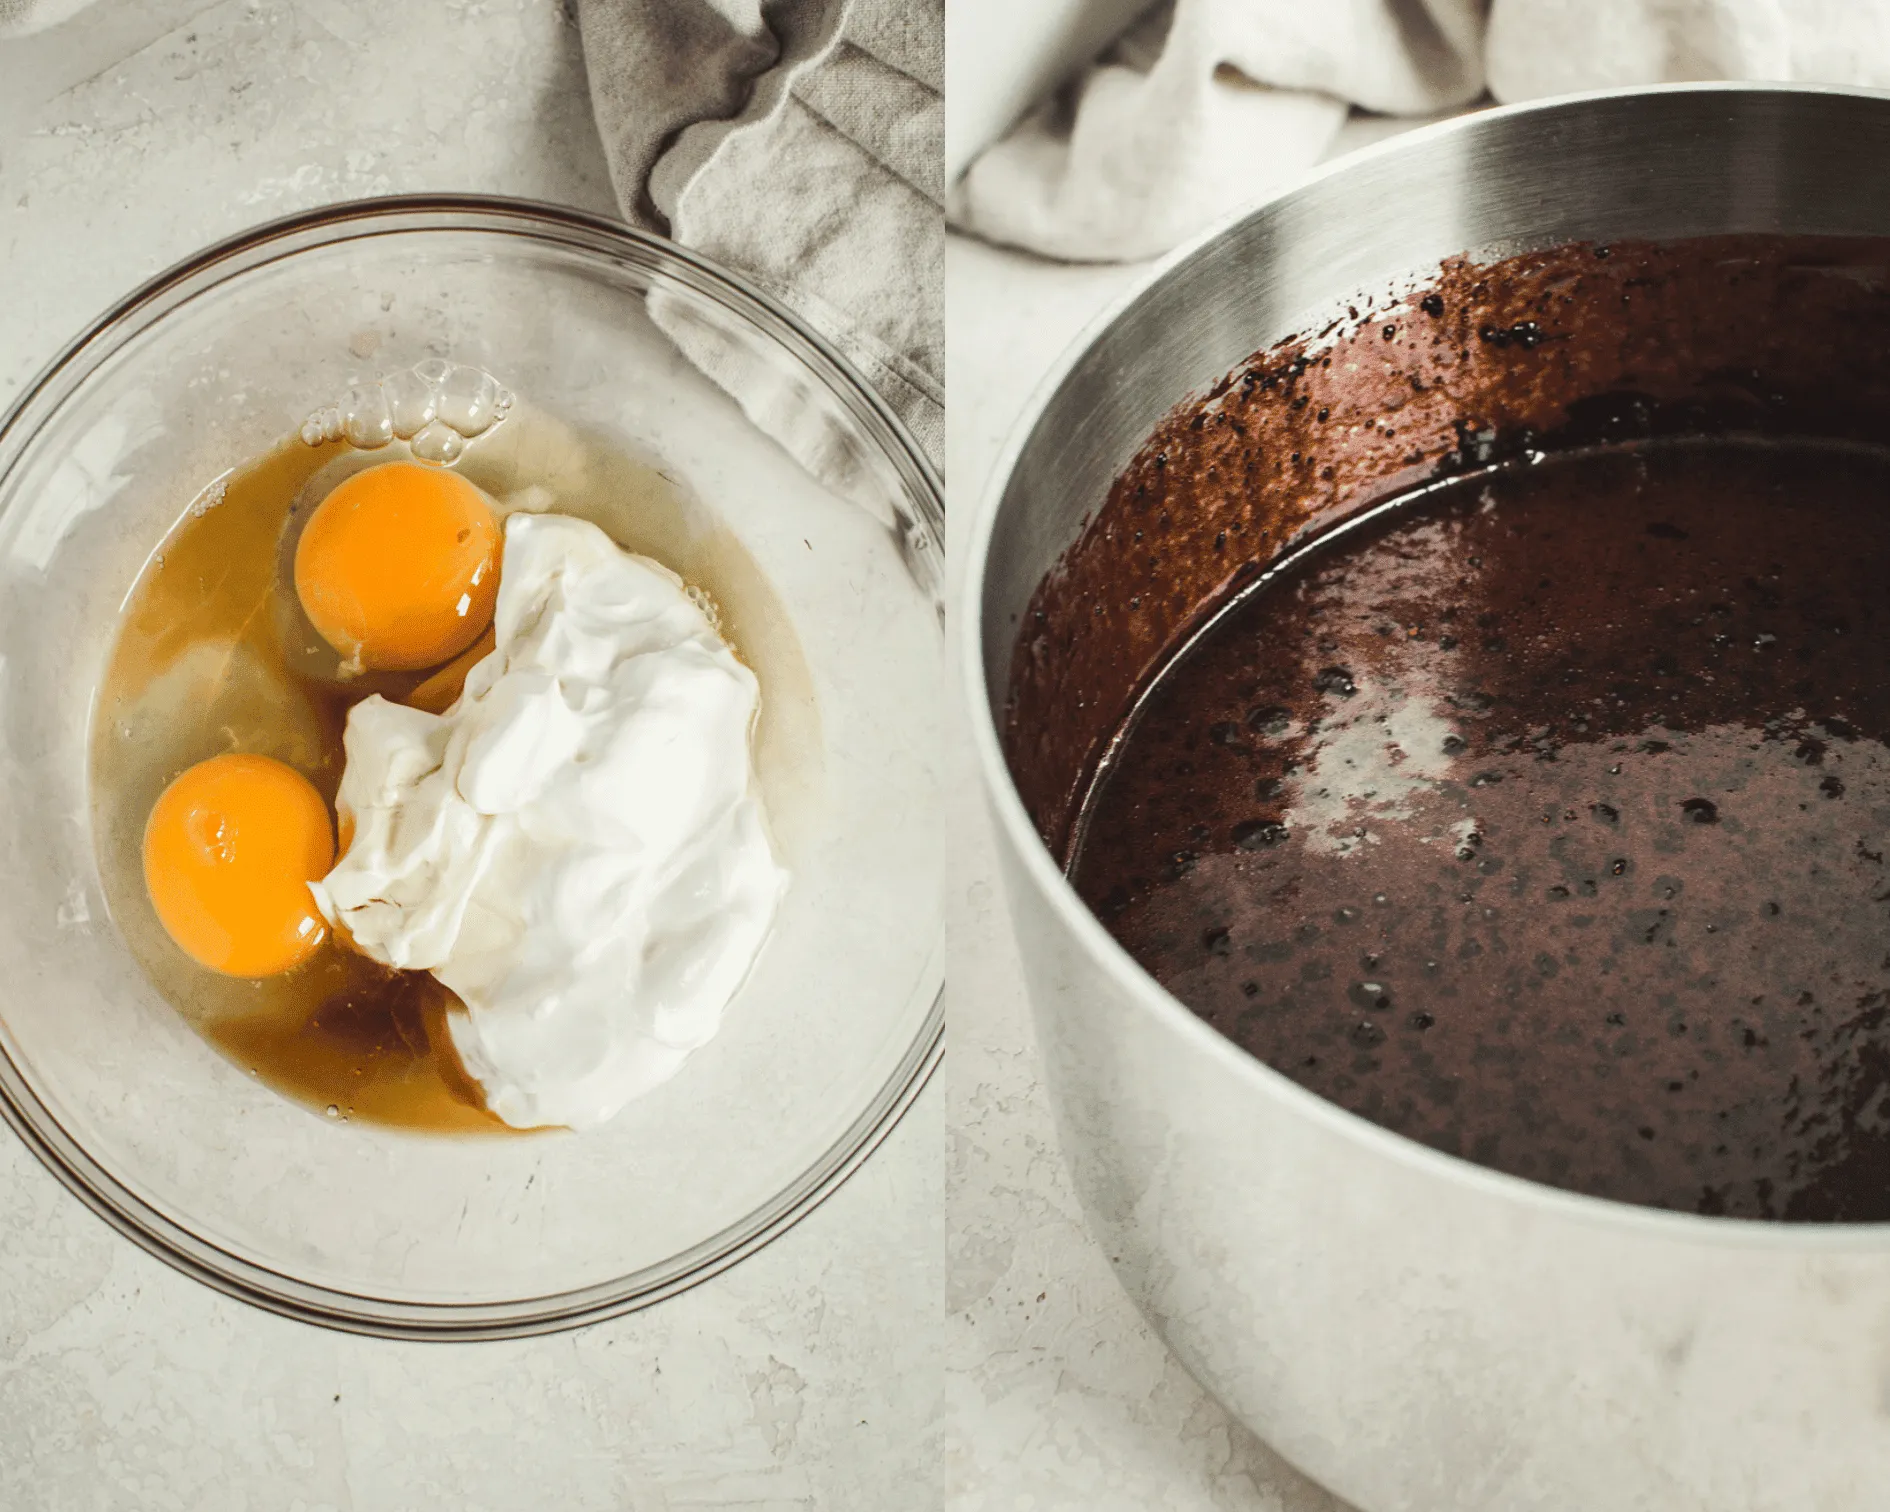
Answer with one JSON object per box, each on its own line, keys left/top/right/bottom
{"left": 579, "top": 0, "right": 943, "bottom": 489}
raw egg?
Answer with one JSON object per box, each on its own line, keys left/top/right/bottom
{"left": 294, "top": 461, "right": 499, "bottom": 672}
{"left": 143, "top": 753, "right": 335, "bottom": 977}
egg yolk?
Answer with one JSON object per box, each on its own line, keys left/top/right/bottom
{"left": 143, "top": 753, "right": 336, "bottom": 977}
{"left": 294, "top": 461, "right": 500, "bottom": 672}
{"left": 404, "top": 624, "right": 496, "bottom": 715}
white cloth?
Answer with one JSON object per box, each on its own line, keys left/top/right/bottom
{"left": 579, "top": 0, "right": 943, "bottom": 487}
{"left": 1487, "top": 0, "right": 1890, "bottom": 99}
{"left": 951, "top": 0, "right": 1890, "bottom": 264}
{"left": 949, "top": 0, "right": 1486, "bottom": 263}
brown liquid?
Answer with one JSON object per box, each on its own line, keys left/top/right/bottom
{"left": 1073, "top": 438, "right": 1890, "bottom": 1221}
{"left": 1005, "top": 236, "right": 1890, "bottom": 860}
{"left": 90, "top": 408, "right": 815, "bottom": 1134}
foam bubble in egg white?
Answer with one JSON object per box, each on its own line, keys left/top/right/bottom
{"left": 310, "top": 511, "right": 789, "bottom": 1130}
{"left": 301, "top": 360, "right": 513, "bottom": 464}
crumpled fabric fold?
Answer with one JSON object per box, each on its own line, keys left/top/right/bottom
{"left": 952, "top": 0, "right": 1890, "bottom": 264}
{"left": 579, "top": 0, "right": 943, "bottom": 490}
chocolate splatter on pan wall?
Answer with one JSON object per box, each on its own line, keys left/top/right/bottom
{"left": 1005, "top": 236, "right": 1890, "bottom": 860}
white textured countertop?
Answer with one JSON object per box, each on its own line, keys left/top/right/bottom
{"left": 0, "top": 4, "right": 939, "bottom": 1508}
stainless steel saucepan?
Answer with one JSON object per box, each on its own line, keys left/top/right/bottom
{"left": 962, "top": 85, "right": 1890, "bottom": 1511}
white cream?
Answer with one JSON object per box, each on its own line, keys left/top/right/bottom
{"left": 311, "top": 511, "right": 788, "bottom": 1130}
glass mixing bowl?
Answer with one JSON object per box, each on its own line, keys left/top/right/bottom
{"left": 0, "top": 196, "right": 943, "bottom": 1338}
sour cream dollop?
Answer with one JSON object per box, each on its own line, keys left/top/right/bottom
{"left": 311, "top": 511, "right": 788, "bottom": 1130}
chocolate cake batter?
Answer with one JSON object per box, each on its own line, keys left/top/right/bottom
{"left": 1008, "top": 236, "right": 1890, "bottom": 1221}
{"left": 1072, "top": 438, "right": 1890, "bottom": 1220}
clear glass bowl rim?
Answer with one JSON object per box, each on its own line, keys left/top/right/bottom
{"left": 0, "top": 193, "right": 945, "bottom": 1340}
